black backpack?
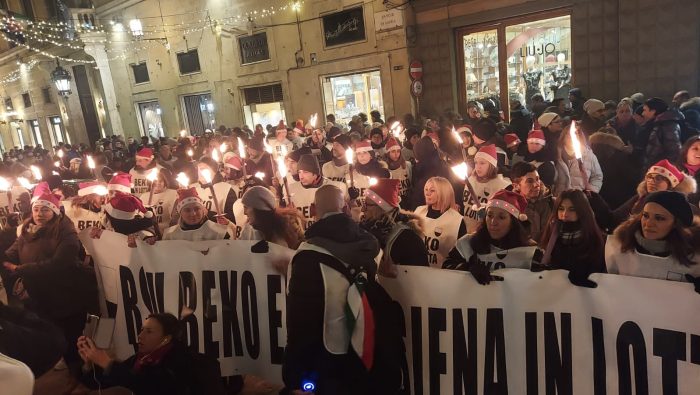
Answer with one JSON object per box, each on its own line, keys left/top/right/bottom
{"left": 319, "top": 258, "right": 409, "bottom": 395}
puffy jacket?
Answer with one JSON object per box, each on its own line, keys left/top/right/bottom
{"left": 553, "top": 146, "right": 604, "bottom": 196}
{"left": 645, "top": 109, "right": 683, "bottom": 167}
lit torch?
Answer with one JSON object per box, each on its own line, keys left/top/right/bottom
{"left": 0, "top": 177, "right": 12, "bottom": 214}
{"left": 568, "top": 121, "right": 590, "bottom": 190}
{"left": 263, "top": 138, "right": 277, "bottom": 178}
{"left": 390, "top": 121, "right": 404, "bottom": 142}
{"left": 187, "top": 149, "right": 194, "bottom": 162}
{"left": 212, "top": 148, "right": 221, "bottom": 163}
{"left": 308, "top": 113, "right": 318, "bottom": 130}
{"left": 176, "top": 172, "right": 190, "bottom": 188}
{"left": 200, "top": 168, "right": 222, "bottom": 215}
{"left": 452, "top": 127, "right": 469, "bottom": 163}
{"left": 30, "top": 165, "right": 42, "bottom": 181}
{"left": 180, "top": 130, "right": 187, "bottom": 138}
{"left": 277, "top": 156, "right": 292, "bottom": 205}
{"left": 345, "top": 148, "right": 355, "bottom": 188}
{"left": 17, "top": 177, "right": 32, "bottom": 190}
{"left": 237, "top": 137, "right": 247, "bottom": 179}
{"left": 451, "top": 162, "right": 480, "bottom": 209}
{"left": 146, "top": 168, "right": 159, "bottom": 205}
{"left": 87, "top": 155, "right": 96, "bottom": 180}
{"left": 369, "top": 177, "right": 378, "bottom": 186}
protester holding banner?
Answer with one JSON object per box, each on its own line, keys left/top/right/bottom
{"left": 129, "top": 148, "right": 163, "bottom": 194}
{"left": 93, "top": 182, "right": 158, "bottom": 246}
{"left": 613, "top": 159, "right": 697, "bottom": 225}
{"left": 443, "top": 190, "right": 541, "bottom": 283}
{"left": 509, "top": 162, "right": 554, "bottom": 242}
{"left": 239, "top": 186, "right": 304, "bottom": 248}
{"left": 606, "top": 190, "right": 700, "bottom": 284}
{"left": 463, "top": 144, "right": 511, "bottom": 232}
{"left": 540, "top": 189, "right": 606, "bottom": 286}
{"left": 139, "top": 169, "right": 178, "bottom": 234}
{"left": 414, "top": 176, "right": 465, "bottom": 267}
{"left": 162, "top": 188, "right": 231, "bottom": 241}
{"left": 63, "top": 181, "right": 108, "bottom": 232}
{"left": 284, "top": 184, "right": 379, "bottom": 395}
{"left": 2, "top": 182, "right": 97, "bottom": 370}
{"left": 78, "top": 312, "right": 226, "bottom": 395}
{"left": 361, "top": 178, "right": 428, "bottom": 275}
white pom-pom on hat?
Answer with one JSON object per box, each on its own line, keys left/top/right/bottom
{"left": 518, "top": 213, "right": 528, "bottom": 221}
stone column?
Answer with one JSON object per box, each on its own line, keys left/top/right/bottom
{"left": 82, "top": 32, "right": 124, "bottom": 136}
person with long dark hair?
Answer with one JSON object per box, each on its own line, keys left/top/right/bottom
{"left": 606, "top": 191, "right": 700, "bottom": 285}
{"left": 540, "top": 189, "right": 606, "bottom": 287}
{"left": 239, "top": 186, "right": 304, "bottom": 249}
{"left": 78, "top": 312, "right": 226, "bottom": 395}
{"left": 2, "top": 182, "right": 97, "bottom": 371}
{"left": 443, "top": 190, "right": 541, "bottom": 284}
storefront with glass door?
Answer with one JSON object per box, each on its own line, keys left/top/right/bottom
{"left": 137, "top": 101, "right": 165, "bottom": 139}
{"left": 456, "top": 11, "right": 571, "bottom": 119}
{"left": 321, "top": 70, "right": 384, "bottom": 128}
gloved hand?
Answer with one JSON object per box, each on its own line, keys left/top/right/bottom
{"left": 568, "top": 269, "right": 598, "bottom": 288}
{"left": 468, "top": 262, "right": 494, "bottom": 285}
{"left": 348, "top": 187, "right": 360, "bottom": 200}
{"left": 685, "top": 274, "right": 700, "bottom": 293}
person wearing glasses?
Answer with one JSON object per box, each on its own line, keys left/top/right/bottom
{"left": 613, "top": 160, "right": 698, "bottom": 226}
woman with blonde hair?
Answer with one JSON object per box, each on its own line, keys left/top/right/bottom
{"left": 413, "top": 176, "right": 465, "bottom": 267}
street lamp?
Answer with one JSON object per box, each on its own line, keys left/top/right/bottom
{"left": 51, "top": 60, "right": 72, "bottom": 97}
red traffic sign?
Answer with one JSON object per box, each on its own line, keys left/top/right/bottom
{"left": 409, "top": 60, "right": 423, "bottom": 80}
{"left": 411, "top": 79, "right": 424, "bottom": 97}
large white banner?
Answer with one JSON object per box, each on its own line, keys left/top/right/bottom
{"left": 81, "top": 232, "right": 700, "bottom": 394}
{"left": 80, "top": 230, "right": 293, "bottom": 380}
{"left": 380, "top": 267, "right": 700, "bottom": 395}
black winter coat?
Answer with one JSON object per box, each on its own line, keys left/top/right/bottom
{"left": 509, "top": 107, "right": 533, "bottom": 141}
{"left": 645, "top": 109, "right": 684, "bottom": 167}
{"left": 408, "top": 157, "right": 452, "bottom": 210}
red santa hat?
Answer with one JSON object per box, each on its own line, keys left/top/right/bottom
{"left": 108, "top": 172, "right": 132, "bottom": 194}
{"left": 504, "top": 133, "right": 521, "bottom": 149}
{"left": 355, "top": 140, "right": 373, "bottom": 153}
{"left": 224, "top": 155, "right": 243, "bottom": 171}
{"left": 486, "top": 190, "right": 528, "bottom": 221}
{"left": 385, "top": 137, "right": 401, "bottom": 152}
{"left": 364, "top": 178, "right": 401, "bottom": 212}
{"left": 105, "top": 193, "right": 153, "bottom": 219}
{"left": 475, "top": 144, "right": 498, "bottom": 168}
{"left": 136, "top": 147, "right": 154, "bottom": 160}
{"left": 527, "top": 129, "right": 546, "bottom": 146}
{"left": 648, "top": 159, "right": 684, "bottom": 188}
{"left": 78, "top": 181, "right": 108, "bottom": 197}
{"left": 31, "top": 182, "right": 61, "bottom": 215}
{"left": 176, "top": 187, "right": 204, "bottom": 213}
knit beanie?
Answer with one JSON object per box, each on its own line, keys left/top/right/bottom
{"left": 643, "top": 191, "right": 693, "bottom": 226}
{"left": 289, "top": 146, "right": 313, "bottom": 162}
{"left": 297, "top": 154, "right": 321, "bottom": 175}
{"left": 472, "top": 119, "right": 498, "bottom": 142}
{"left": 413, "top": 136, "right": 438, "bottom": 162}
{"left": 334, "top": 134, "right": 352, "bottom": 150}
{"left": 241, "top": 186, "right": 277, "bottom": 211}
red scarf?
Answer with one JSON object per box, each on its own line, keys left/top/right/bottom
{"left": 132, "top": 342, "right": 173, "bottom": 373}
{"left": 684, "top": 163, "right": 700, "bottom": 176}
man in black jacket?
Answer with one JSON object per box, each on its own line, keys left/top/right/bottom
{"left": 282, "top": 184, "right": 379, "bottom": 395}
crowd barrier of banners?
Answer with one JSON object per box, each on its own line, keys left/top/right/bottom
{"left": 81, "top": 231, "right": 700, "bottom": 394}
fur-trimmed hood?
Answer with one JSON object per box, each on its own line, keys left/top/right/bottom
{"left": 680, "top": 97, "right": 700, "bottom": 112}
{"left": 589, "top": 131, "right": 627, "bottom": 151}
{"left": 636, "top": 173, "right": 697, "bottom": 197}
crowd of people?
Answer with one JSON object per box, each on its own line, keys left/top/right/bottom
{"left": 2, "top": 88, "right": 700, "bottom": 394}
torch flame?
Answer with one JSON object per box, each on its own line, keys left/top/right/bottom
{"left": 345, "top": 148, "right": 354, "bottom": 164}
{"left": 452, "top": 127, "right": 463, "bottom": 144}
{"left": 212, "top": 149, "right": 220, "bottom": 162}
{"left": 201, "top": 168, "right": 213, "bottom": 184}
{"left": 0, "top": 177, "right": 10, "bottom": 191}
{"left": 187, "top": 149, "right": 194, "bottom": 157}
{"left": 390, "top": 121, "right": 403, "bottom": 138}
{"left": 180, "top": 130, "right": 187, "bottom": 138}
{"left": 237, "top": 137, "right": 246, "bottom": 159}
{"left": 569, "top": 122, "right": 582, "bottom": 160}
{"left": 280, "top": 144, "right": 288, "bottom": 157}
{"left": 255, "top": 172, "right": 265, "bottom": 180}
{"left": 146, "top": 168, "right": 159, "bottom": 182}
{"left": 451, "top": 162, "right": 469, "bottom": 180}
{"left": 17, "top": 177, "right": 31, "bottom": 189}
{"left": 263, "top": 138, "right": 273, "bottom": 154}
{"left": 57, "top": 150, "right": 64, "bottom": 158}
{"left": 176, "top": 172, "right": 190, "bottom": 188}
{"left": 369, "top": 177, "right": 378, "bottom": 186}
{"left": 30, "top": 165, "right": 42, "bottom": 180}
{"left": 87, "top": 155, "right": 96, "bottom": 169}
{"left": 93, "top": 185, "right": 109, "bottom": 196}
{"left": 309, "top": 113, "right": 318, "bottom": 129}
{"left": 220, "top": 143, "right": 227, "bottom": 153}
{"left": 54, "top": 161, "right": 61, "bottom": 168}
{"left": 277, "top": 157, "right": 288, "bottom": 178}
{"left": 52, "top": 171, "right": 60, "bottom": 176}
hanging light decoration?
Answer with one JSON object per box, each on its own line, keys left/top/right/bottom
{"left": 51, "top": 60, "right": 72, "bottom": 97}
